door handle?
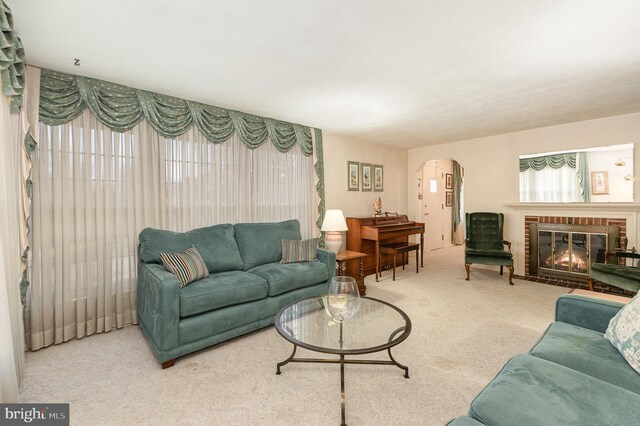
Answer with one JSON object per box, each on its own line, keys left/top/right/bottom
{"left": 424, "top": 213, "right": 429, "bottom": 216}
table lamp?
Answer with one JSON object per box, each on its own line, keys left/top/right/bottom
{"left": 321, "top": 209, "right": 348, "bottom": 253}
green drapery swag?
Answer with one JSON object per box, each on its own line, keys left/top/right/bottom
{"left": 520, "top": 151, "right": 591, "bottom": 203}
{"left": 38, "top": 68, "right": 326, "bottom": 230}
{"left": 314, "top": 129, "right": 326, "bottom": 232}
{"left": 0, "top": 1, "right": 25, "bottom": 112}
{"left": 577, "top": 151, "right": 591, "bottom": 202}
{"left": 519, "top": 153, "right": 576, "bottom": 172}
{"left": 451, "top": 160, "right": 463, "bottom": 241}
{"left": 39, "top": 69, "right": 314, "bottom": 154}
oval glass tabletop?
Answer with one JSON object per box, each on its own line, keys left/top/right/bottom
{"left": 275, "top": 296, "right": 411, "bottom": 355}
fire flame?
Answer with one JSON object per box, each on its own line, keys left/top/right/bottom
{"left": 544, "top": 249, "right": 587, "bottom": 271}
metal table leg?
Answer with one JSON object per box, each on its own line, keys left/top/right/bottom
{"left": 340, "top": 354, "right": 346, "bottom": 426}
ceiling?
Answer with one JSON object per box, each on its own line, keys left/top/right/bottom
{"left": 11, "top": 1, "right": 640, "bottom": 148}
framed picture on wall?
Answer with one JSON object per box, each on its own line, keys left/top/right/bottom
{"left": 591, "top": 171, "right": 609, "bottom": 195}
{"left": 347, "top": 161, "right": 360, "bottom": 191}
{"left": 445, "top": 173, "right": 453, "bottom": 189}
{"left": 361, "top": 163, "right": 372, "bottom": 191}
{"left": 446, "top": 191, "right": 453, "bottom": 207}
{"left": 373, "top": 165, "right": 384, "bottom": 192}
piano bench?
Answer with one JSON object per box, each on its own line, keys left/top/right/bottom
{"left": 379, "top": 242, "right": 420, "bottom": 281}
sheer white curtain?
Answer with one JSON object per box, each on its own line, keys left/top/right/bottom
{"left": 28, "top": 111, "right": 318, "bottom": 350}
{"left": 519, "top": 165, "right": 580, "bottom": 202}
{"left": 0, "top": 97, "right": 24, "bottom": 402}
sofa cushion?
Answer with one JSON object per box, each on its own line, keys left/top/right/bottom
{"left": 249, "top": 261, "right": 328, "bottom": 296}
{"left": 179, "top": 271, "right": 268, "bottom": 318}
{"left": 234, "top": 220, "right": 302, "bottom": 270}
{"left": 139, "top": 224, "right": 244, "bottom": 273}
{"left": 465, "top": 248, "right": 512, "bottom": 258}
{"left": 605, "top": 292, "right": 640, "bottom": 375}
{"left": 469, "top": 354, "right": 640, "bottom": 426}
{"left": 159, "top": 245, "right": 209, "bottom": 287}
{"left": 530, "top": 321, "right": 640, "bottom": 395}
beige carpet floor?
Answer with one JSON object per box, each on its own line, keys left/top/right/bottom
{"left": 19, "top": 246, "right": 568, "bottom": 425}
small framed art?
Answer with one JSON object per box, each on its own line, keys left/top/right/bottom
{"left": 591, "top": 171, "right": 609, "bottom": 195}
{"left": 446, "top": 191, "right": 452, "bottom": 207}
{"left": 373, "top": 165, "right": 384, "bottom": 192}
{"left": 445, "top": 173, "right": 453, "bottom": 189}
{"left": 361, "top": 163, "right": 372, "bottom": 191}
{"left": 347, "top": 161, "right": 360, "bottom": 191}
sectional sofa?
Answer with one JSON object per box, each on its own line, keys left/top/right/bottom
{"left": 449, "top": 294, "right": 640, "bottom": 425}
{"left": 136, "top": 219, "right": 335, "bottom": 368}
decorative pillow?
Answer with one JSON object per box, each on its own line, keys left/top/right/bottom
{"left": 159, "top": 245, "right": 209, "bottom": 288}
{"left": 604, "top": 293, "right": 640, "bottom": 374}
{"left": 280, "top": 238, "right": 320, "bottom": 263}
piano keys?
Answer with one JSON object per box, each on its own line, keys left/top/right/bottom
{"left": 346, "top": 215, "right": 425, "bottom": 294}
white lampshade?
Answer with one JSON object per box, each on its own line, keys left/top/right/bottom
{"left": 321, "top": 209, "right": 348, "bottom": 232}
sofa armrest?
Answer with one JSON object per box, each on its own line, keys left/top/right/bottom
{"left": 555, "top": 294, "right": 625, "bottom": 333}
{"left": 137, "top": 263, "right": 180, "bottom": 356}
{"left": 317, "top": 248, "right": 336, "bottom": 284}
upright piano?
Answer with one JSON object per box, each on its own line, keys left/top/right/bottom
{"left": 346, "top": 214, "right": 425, "bottom": 294}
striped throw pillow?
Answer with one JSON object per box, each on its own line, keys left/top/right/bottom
{"left": 280, "top": 238, "right": 319, "bottom": 263}
{"left": 159, "top": 245, "right": 209, "bottom": 288}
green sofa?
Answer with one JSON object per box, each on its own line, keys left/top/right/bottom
{"left": 589, "top": 262, "right": 640, "bottom": 294}
{"left": 450, "top": 294, "right": 640, "bottom": 425}
{"left": 137, "top": 219, "right": 335, "bottom": 368}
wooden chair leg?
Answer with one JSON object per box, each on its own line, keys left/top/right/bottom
{"left": 402, "top": 252, "right": 405, "bottom": 270}
{"left": 161, "top": 359, "right": 176, "bottom": 369}
{"left": 507, "top": 266, "right": 514, "bottom": 285}
{"left": 588, "top": 278, "right": 594, "bottom": 291}
{"left": 415, "top": 249, "right": 418, "bottom": 273}
{"left": 465, "top": 263, "right": 471, "bottom": 280}
{"left": 500, "top": 265, "right": 504, "bottom": 275}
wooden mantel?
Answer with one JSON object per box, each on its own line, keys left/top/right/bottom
{"left": 504, "top": 202, "right": 640, "bottom": 213}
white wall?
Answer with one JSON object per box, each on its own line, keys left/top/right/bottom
{"left": 324, "top": 132, "right": 408, "bottom": 218}
{"left": 407, "top": 112, "right": 640, "bottom": 261}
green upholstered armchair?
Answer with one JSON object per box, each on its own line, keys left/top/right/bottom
{"left": 464, "top": 212, "right": 514, "bottom": 285}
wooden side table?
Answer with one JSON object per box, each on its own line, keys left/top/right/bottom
{"left": 336, "top": 250, "right": 367, "bottom": 296}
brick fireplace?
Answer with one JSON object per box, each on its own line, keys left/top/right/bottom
{"left": 524, "top": 216, "right": 626, "bottom": 281}
{"left": 505, "top": 203, "right": 640, "bottom": 288}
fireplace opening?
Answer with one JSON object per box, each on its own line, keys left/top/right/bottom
{"left": 529, "top": 223, "right": 619, "bottom": 281}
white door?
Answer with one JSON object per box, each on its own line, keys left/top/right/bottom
{"left": 422, "top": 163, "right": 445, "bottom": 250}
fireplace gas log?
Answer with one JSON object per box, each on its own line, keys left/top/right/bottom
{"left": 529, "top": 223, "right": 620, "bottom": 282}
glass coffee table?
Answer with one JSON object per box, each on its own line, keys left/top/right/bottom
{"left": 275, "top": 296, "right": 411, "bottom": 426}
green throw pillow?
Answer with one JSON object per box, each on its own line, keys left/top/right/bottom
{"left": 159, "top": 245, "right": 209, "bottom": 288}
{"left": 604, "top": 292, "right": 640, "bottom": 374}
{"left": 280, "top": 238, "right": 319, "bottom": 263}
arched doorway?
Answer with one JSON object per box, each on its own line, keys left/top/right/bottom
{"left": 416, "top": 159, "right": 464, "bottom": 250}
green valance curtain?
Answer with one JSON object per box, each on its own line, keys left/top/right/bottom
{"left": 0, "top": 1, "right": 25, "bottom": 112}
{"left": 39, "top": 69, "right": 315, "bottom": 155}
{"left": 38, "top": 67, "right": 326, "bottom": 227}
{"left": 519, "top": 153, "right": 576, "bottom": 172}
